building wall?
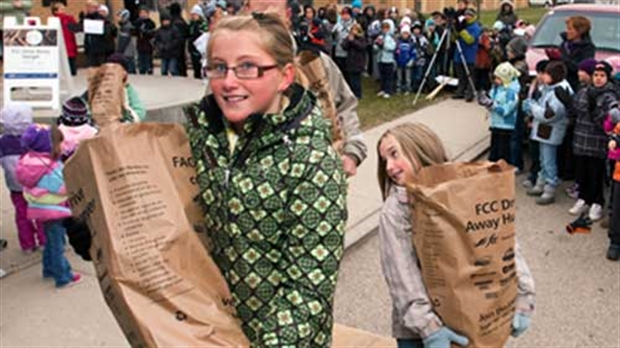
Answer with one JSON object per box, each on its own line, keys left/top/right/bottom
{"left": 28, "top": 0, "right": 527, "bottom": 23}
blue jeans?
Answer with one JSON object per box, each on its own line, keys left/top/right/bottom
{"left": 411, "top": 65, "right": 423, "bottom": 91}
{"left": 161, "top": 57, "right": 179, "bottom": 76}
{"left": 348, "top": 71, "right": 362, "bottom": 99}
{"left": 397, "top": 66, "right": 412, "bottom": 92}
{"left": 397, "top": 338, "right": 424, "bottom": 348}
{"left": 124, "top": 56, "right": 137, "bottom": 74}
{"left": 539, "top": 142, "right": 559, "bottom": 186}
{"left": 43, "top": 220, "right": 74, "bottom": 287}
{"left": 138, "top": 53, "right": 153, "bottom": 75}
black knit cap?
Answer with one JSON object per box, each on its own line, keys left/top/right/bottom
{"left": 58, "top": 96, "right": 90, "bottom": 126}
{"left": 594, "top": 60, "right": 613, "bottom": 80}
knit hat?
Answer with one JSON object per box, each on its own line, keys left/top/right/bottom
{"left": 21, "top": 124, "right": 52, "bottom": 153}
{"left": 59, "top": 97, "right": 90, "bottom": 127}
{"left": 0, "top": 103, "right": 33, "bottom": 136}
{"left": 215, "top": 0, "right": 227, "bottom": 10}
{"left": 536, "top": 59, "right": 550, "bottom": 73}
{"left": 98, "top": 4, "right": 109, "bottom": 16}
{"left": 425, "top": 18, "right": 436, "bottom": 29}
{"left": 190, "top": 4, "right": 205, "bottom": 19}
{"left": 506, "top": 37, "right": 527, "bottom": 57}
{"left": 494, "top": 62, "right": 521, "bottom": 86}
{"left": 412, "top": 21, "right": 422, "bottom": 30}
{"left": 577, "top": 58, "right": 598, "bottom": 76}
{"left": 341, "top": 6, "right": 353, "bottom": 16}
{"left": 464, "top": 8, "right": 476, "bottom": 17}
{"left": 493, "top": 20, "right": 505, "bottom": 31}
{"left": 594, "top": 60, "right": 613, "bottom": 80}
{"left": 351, "top": 0, "right": 362, "bottom": 10}
{"left": 400, "top": 16, "right": 412, "bottom": 27}
{"left": 500, "top": 0, "right": 514, "bottom": 9}
{"left": 544, "top": 60, "right": 567, "bottom": 84}
{"left": 400, "top": 25, "right": 411, "bottom": 35}
{"left": 117, "top": 9, "right": 130, "bottom": 21}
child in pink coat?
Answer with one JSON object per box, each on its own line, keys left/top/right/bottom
{"left": 15, "top": 124, "right": 81, "bottom": 288}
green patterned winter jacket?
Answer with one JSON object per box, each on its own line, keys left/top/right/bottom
{"left": 185, "top": 84, "right": 347, "bottom": 347}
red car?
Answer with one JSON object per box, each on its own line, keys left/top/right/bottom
{"left": 526, "top": 4, "right": 620, "bottom": 75}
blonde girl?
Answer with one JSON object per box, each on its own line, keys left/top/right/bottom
{"left": 377, "top": 123, "right": 535, "bottom": 348}
{"left": 185, "top": 12, "right": 347, "bottom": 347}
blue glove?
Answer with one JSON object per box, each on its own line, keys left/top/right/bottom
{"left": 511, "top": 312, "right": 531, "bottom": 338}
{"left": 423, "top": 327, "right": 469, "bottom": 348}
{"left": 493, "top": 105, "right": 506, "bottom": 116}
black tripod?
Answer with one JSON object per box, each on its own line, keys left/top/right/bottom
{"left": 413, "top": 21, "right": 477, "bottom": 105}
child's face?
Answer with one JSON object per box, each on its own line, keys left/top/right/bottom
{"left": 401, "top": 31, "right": 410, "bottom": 38}
{"left": 494, "top": 77, "right": 503, "bottom": 86}
{"left": 191, "top": 13, "right": 201, "bottom": 21}
{"left": 536, "top": 71, "right": 545, "bottom": 84}
{"left": 208, "top": 29, "right": 294, "bottom": 127}
{"left": 162, "top": 19, "right": 171, "bottom": 26}
{"left": 578, "top": 70, "right": 591, "bottom": 84}
{"left": 379, "top": 134, "right": 416, "bottom": 186}
{"left": 413, "top": 27, "right": 421, "bottom": 35}
{"left": 382, "top": 25, "right": 390, "bottom": 34}
{"left": 139, "top": 10, "right": 149, "bottom": 18}
{"left": 592, "top": 70, "right": 608, "bottom": 88}
{"left": 541, "top": 72, "right": 552, "bottom": 85}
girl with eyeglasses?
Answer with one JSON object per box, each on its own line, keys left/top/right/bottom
{"left": 184, "top": 12, "right": 347, "bottom": 347}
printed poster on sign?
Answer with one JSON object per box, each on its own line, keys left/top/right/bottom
{"left": 3, "top": 29, "right": 59, "bottom": 77}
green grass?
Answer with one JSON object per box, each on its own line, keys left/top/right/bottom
{"left": 356, "top": 7, "right": 547, "bottom": 131}
{"left": 357, "top": 76, "right": 447, "bottom": 131}
{"left": 478, "top": 7, "right": 548, "bottom": 28}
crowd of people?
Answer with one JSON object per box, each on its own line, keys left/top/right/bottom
{"left": 1, "top": 0, "right": 620, "bottom": 347}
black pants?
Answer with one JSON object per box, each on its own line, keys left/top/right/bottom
{"left": 455, "top": 63, "right": 475, "bottom": 98}
{"left": 378, "top": 63, "right": 395, "bottom": 95}
{"left": 489, "top": 128, "right": 513, "bottom": 164}
{"left": 68, "top": 58, "right": 77, "bottom": 76}
{"left": 558, "top": 124, "right": 576, "bottom": 180}
{"left": 474, "top": 67, "right": 491, "bottom": 92}
{"left": 334, "top": 57, "right": 349, "bottom": 85}
{"left": 190, "top": 52, "right": 202, "bottom": 79}
{"left": 527, "top": 139, "right": 541, "bottom": 183}
{"left": 574, "top": 155, "right": 606, "bottom": 205}
{"left": 609, "top": 181, "right": 620, "bottom": 245}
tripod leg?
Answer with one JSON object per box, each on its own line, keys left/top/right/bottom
{"left": 413, "top": 28, "right": 450, "bottom": 105}
{"left": 455, "top": 40, "right": 477, "bottom": 100}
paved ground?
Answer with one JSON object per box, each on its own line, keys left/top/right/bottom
{"left": 334, "top": 176, "right": 620, "bottom": 347}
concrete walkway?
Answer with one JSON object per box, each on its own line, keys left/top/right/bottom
{"left": 0, "top": 98, "right": 490, "bottom": 346}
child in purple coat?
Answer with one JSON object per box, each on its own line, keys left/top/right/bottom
{"left": 0, "top": 103, "right": 45, "bottom": 253}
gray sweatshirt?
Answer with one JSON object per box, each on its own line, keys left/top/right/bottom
{"left": 378, "top": 185, "right": 536, "bottom": 339}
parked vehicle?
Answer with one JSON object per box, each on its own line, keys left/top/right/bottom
{"left": 527, "top": 4, "right": 620, "bottom": 74}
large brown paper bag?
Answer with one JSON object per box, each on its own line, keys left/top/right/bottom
{"left": 408, "top": 161, "right": 517, "bottom": 348}
{"left": 297, "top": 50, "right": 345, "bottom": 153}
{"left": 64, "top": 123, "right": 249, "bottom": 348}
{"left": 87, "top": 63, "right": 126, "bottom": 126}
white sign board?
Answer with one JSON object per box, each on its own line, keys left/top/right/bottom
{"left": 3, "top": 17, "right": 62, "bottom": 110}
{"left": 83, "top": 19, "right": 104, "bottom": 35}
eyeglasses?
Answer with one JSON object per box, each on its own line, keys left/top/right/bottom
{"left": 205, "top": 62, "right": 279, "bottom": 80}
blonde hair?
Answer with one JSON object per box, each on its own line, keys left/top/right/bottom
{"left": 377, "top": 123, "right": 448, "bottom": 200}
{"left": 207, "top": 12, "right": 294, "bottom": 69}
{"left": 351, "top": 23, "right": 364, "bottom": 37}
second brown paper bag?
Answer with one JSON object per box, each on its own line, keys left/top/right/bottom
{"left": 408, "top": 161, "right": 518, "bottom": 348}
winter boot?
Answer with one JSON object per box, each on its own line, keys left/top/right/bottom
{"left": 566, "top": 213, "right": 592, "bottom": 234}
{"left": 606, "top": 244, "right": 620, "bottom": 261}
{"left": 536, "top": 184, "right": 556, "bottom": 205}
{"left": 526, "top": 178, "right": 545, "bottom": 196}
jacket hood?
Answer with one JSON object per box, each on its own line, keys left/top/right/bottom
{"left": 500, "top": 0, "right": 514, "bottom": 11}
{"left": 16, "top": 152, "right": 56, "bottom": 188}
{"left": 1, "top": 103, "right": 33, "bottom": 135}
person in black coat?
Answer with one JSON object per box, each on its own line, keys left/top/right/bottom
{"left": 557, "top": 16, "right": 596, "bottom": 91}
{"left": 168, "top": 2, "right": 189, "bottom": 77}
{"left": 134, "top": 6, "right": 156, "bottom": 75}
{"left": 154, "top": 13, "right": 182, "bottom": 76}
{"left": 342, "top": 23, "right": 368, "bottom": 99}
